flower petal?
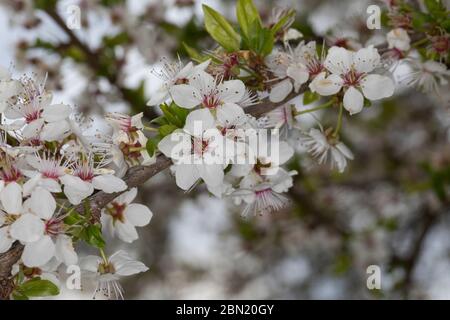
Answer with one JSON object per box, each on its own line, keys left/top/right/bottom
{"left": 309, "top": 72, "right": 343, "bottom": 96}
{"left": 169, "top": 84, "right": 201, "bottom": 109}
{"left": 10, "top": 214, "right": 45, "bottom": 243}
{"left": 29, "top": 187, "right": 56, "bottom": 220}
{"left": 218, "top": 80, "right": 245, "bottom": 103}
{"left": 343, "top": 86, "right": 364, "bottom": 115}
{"left": 115, "top": 221, "right": 139, "bottom": 243}
{"left": 125, "top": 204, "right": 153, "bottom": 227}
{"left": 174, "top": 164, "right": 200, "bottom": 190}
{"left": 42, "top": 104, "right": 72, "bottom": 122}
{"left": 361, "top": 74, "right": 395, "bottom": 100}
{"left": 1, "top": 182, "right": 22, "bottom": 214}
{"left": 22, "top": 235, "right": 55, "bottom": 267}
{"left": 353, "top": 45, "right": 381, "bottom": 73}
{"left": 55, "top": 234, "right": 78, "bottom": 265}
{"left": 92, "top": 175, "right": 127, "bottom": 193}
{"left": 269, "top": 79, "right": 293, "bottom": 103}
{"left": 60, "top": 175, "right": 94, "bottom": 205}
{"left": 184, "top": 108, "right": 216, "bottom": 136}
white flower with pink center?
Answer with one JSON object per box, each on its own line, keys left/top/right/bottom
{"left": 309, "top": 46, "right": 395, "bottom": 115}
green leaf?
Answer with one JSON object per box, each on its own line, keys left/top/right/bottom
{"left": 202, "top": 5, "right": 241, "bottom": 52}
{"left": 158, "top": 124, "right": 178, "bottom": 137}
{"left": 160, "top": 104, "right": 183, "bottom": 127}
{"left": 424, "top": 0, "right": 445, "bottom": 17}
{"left": 303, "top": 91, "right": 319, "bottom": 105}
{"left": 182, "top": 42, "right": 206, "bottom": 63}
{"left": 82, "top": 224, "right": 105, "bottom": 249}
{"left": 270, "top": 9, "right": 296, "bottom": 34}
{"left": 18, "top": 278, "right": 59, "bottom": 297}
{"left": 236, "top": 0, "right": 262, "bottom": 40}
{"left": 146, "top": 137, "right": 160, "bottom": 157}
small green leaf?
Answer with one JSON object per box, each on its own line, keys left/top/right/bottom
{"left": 182, "top": 42, "right": 206, "bottom": 63}
{"left": 160, "top": 104, "right": 183, "bottom": 127}
{"left": 18, "top": 278, "right": 59, "bottom": 297}
{"left": 146, "top": 138, "right": 160, "bottom": 157}
{"left": 158, "top": 124, "right": 178, "bottom": 137}
{"left": 202, "top": 5, "right": 241, "bottom": 52}
{"left": 236, "top": 0, "right": 262, "bottom": 41}
{"left": 270, "top": 9, "right": 296, "bottom": 34}
{"left": 82, "top": 224, "right": 105, "bottom": 249}
{"left": 303, "top": 91, "right": 319, "bottom": 105}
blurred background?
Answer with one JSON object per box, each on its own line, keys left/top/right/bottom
{"left": 1, "top": 0, "right": 449, "bottom": 299}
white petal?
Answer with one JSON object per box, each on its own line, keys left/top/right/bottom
{"left": 55, "top": 235, "right": 78, "bottom": 265}
{"left": 22, "top": 235, "right": 55, "bottom": 267}
{"left": 60, "top": 175, "right": 94, "bottom": 205}
{"left": 40, "top": 120, "right": 71, "bottom": 141}
{"left": 169, "top": 84, "right": 201, "bottom": 109}
{"left": 184, "top": 108, "right": 216, "bottom": 136}
{"left": 175, "top": 164, "right": 200, "bottom": 190}
{"left": 269, "top": 79, "right": 293, "bottom": 103}
{"left": 343, "top": 86, "right": 364, "bottom": 115}
{"left": 287, "top": 65, "right": 309, "bottom": 91}
{"left": 42, "top": 104, "right": 72, "bottom": 122}
{"left": 157, "top": 130, "right": 191, "bottom": 160}
{"left": 125, "top": 204, "right": 153, "bottom": 227}
{"left": 92, "top": 175, "right": 127, "bottom": 193}
{"left": 361, "top": 74, "right": 395, "bottom": 100}
{"left": 147, "top": 87, "right": 169, "bottom": 106}
{"left": 114, "top": 187, "right": 137, "bottom": 205}
{"left": 353, "top": 45, "right": 381, "bottom": 73}
{"left": 10, "top": 214, "right": 45, "bottom": 243}
{"left": 29, "top": 188, "right": 55, "bottom": 220}
{"left": 277, "top": 141, "right": 294, "bottom": 165}
{"left": 79, "top": 255, "right": 101, "bottom": 273}
{"left": 324, "top": 46, "right": 353, "bottom": 75}
{"left": 216, "top": 103, "right": 246, "bottom": 127}
{"left": 218, "top": 80, "right": 245, "bottom": 103}
{"left": 22, "top": 119, "right": 44, "bottom": 139}
{"left": 1, "top": 182, "right": 22, "bottom": 214}
{"left": 197, "top": 163, "right": 224, "bottom": 187}
{"left": 0, "top": 227, "right": 13, "bottom": 253}
{"left": 115, "top": 221, "right": 139, "bottom": 243}
{"left": 309, "top": 72, "right": 343, "bottom": 96}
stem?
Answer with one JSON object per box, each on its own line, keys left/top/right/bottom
{"left": 333, "top": 103, "right": 344, "bottom": 137}
{"left": 99, "top": 248, "right": 108, "bottom": 265}
{"left": 412, "top": 37, "right": 428, "bottom": 48}
{"left": 293, "top": 99, "right": 334, "bottom": 116}
{"left": 144, "top": 126, "right": 158, "bottom": 132}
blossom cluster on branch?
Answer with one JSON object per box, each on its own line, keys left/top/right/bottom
{"left": 0, "top": 0, "right": 449, "bottom": 300}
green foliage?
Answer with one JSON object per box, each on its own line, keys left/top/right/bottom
{"left": 303, "top": 91, "right": 319, "bottom": 105}
{"left": 81, "top": 224, "right": 106, "bottom": 249}
{"left": 34, "top": 0, "right": 57, "bottom": 10}
{"left": 236, "top": 0, "right": 262, "bottom": 41}
{"left": 13, "top": 278, "right": 59, "bottom": 300}
{"left": 203, "top": 5, "right": 241, "bottom": 52}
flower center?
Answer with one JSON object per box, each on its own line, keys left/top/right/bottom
{"left": 342, "top": 70, "right": 364, "bottom": 87}
{"left": 192, "top": 137, "right": 209, "bottom": 156}
{"left": 0, "top": 166, "right": 22, "bottom": 183}
{"left": 98, "top": 262, "right": 115, "bottom": 275}
{"left": 202, "top": 94, "right": 220, "bottom": 109}
{"left": 45, "top": 219, "right": 63, "bottom": 236}
{"left": 107, "top": 202, "right": 127, "bottom": 223}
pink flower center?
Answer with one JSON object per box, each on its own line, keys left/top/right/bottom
{"left": 342, "top": 70, "right": 364, "bottom": 87}
{"left": 202, "top": 94, "right": 220, "bottom": 109}
{"left": 45, "top": 219, "right": 63, "bottom": 236}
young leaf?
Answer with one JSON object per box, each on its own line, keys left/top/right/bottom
{"left": 146, "top": 137, "right": 160, "bottom": 157}
{"left": 158, "top": 124, "right": 178, "bottom": 137}
{"left": 18, "top": 278, "right": 60, "bottom": 297}
{"left": 82, "top": 224, "right": 106, "bottom": 249}
{"left": 202, "top": 5, "right": 241, "bottom": 52}
{"left": 236, "top": 0, "right": 262, "bottom": 40}
{"left": 303, "top": 91, "right": 319, "bottom": 105}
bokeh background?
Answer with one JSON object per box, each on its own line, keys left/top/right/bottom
{"left": 1, "top": 0, "right": 450, "bottom": 299}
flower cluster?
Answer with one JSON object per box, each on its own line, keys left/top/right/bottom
{"left": 0, "top": 68, "right": 152, "bottom": 299}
